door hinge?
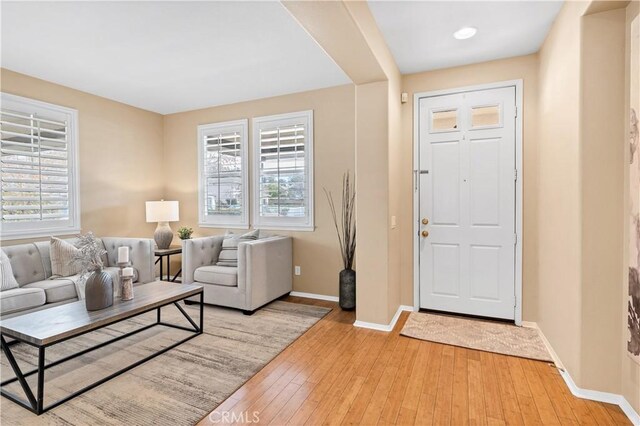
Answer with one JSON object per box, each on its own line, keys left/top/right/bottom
{"left": 514, "top": 233, "right": 518, "bottom": 245}
{"left": 514, "top": 106, "right": 518, "bottom": 118}
{"left": 514, "top": 169, "right": 518, "bottom": 181}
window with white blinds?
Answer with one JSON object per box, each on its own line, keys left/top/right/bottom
{"left": 197, "top": 119, "right": 249, "bottom": 228}
{"left": 0, "top": 93, "right": 80, "bottom": 239}
{"left": 253, "top": 110, "right": 314, "bottom": 230}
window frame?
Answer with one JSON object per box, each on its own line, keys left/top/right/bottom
{"left": 0, "top": 92, "right": 81, "bottom": 240}
{"left": 252, "top": 110, "right": 314, "bottom": 231}
{"left": 197, "top": 119, "right": 249, "bottom": 229}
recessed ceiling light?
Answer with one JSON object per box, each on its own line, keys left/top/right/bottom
{"left": 453, "top": 27, "right": 477, "bottom": 40}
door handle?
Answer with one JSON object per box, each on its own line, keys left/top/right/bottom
{"left": 421, "top": 230, "right": 429, "bottom": 238}
{"left": 422, "top": 218, "right": 429, "bottom": 225}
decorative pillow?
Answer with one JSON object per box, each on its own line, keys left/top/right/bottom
{"left": 217, "top": 230, "right": 260, "bottom": 267}
{"left": 50, "top": 237, "right": 82, "bottom": 278}
{"left": 0, "top": 250, "right": 19, "bottom": 291}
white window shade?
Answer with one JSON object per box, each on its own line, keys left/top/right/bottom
{"left": 253, "top": 110, "right": 314, "bottom": 231}
{"left": 0, "top": 93, "right": 80, "bottom": 240}
{"left": 197, "top": 119, "right": 248, "bottom": 228}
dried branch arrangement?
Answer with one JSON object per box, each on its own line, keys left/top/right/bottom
{"left": 324, "top": 172, "right": 356, "bottom": 270}
{"left": 73, "top": 232, "right": 107, "bottom": 278}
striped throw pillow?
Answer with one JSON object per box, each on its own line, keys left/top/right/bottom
{"left": 216, "top": 230, "right": 260, "bottom": 267}
{"left": 0, "top": 250, "right": 19, "bottom": 291}
{"left": 50, "top": 237, "right": 82, "bottom": 277}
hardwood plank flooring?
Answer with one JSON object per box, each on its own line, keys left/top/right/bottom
{"left": 198, "top": 297, "right": 632, "bottom": 426}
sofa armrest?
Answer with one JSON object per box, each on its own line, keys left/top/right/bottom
{"left": 181, "top": 236, "right": 225, "bottom": 284}
{"left": 238, "top": 236, "right": 293, "bottom": 310}
{"left": 101, "top": 237, "right": 155, "bottom": 283}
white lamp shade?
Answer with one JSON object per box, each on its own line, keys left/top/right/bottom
{"left": 145, "top": 201, "right": 179, "bottom": 223}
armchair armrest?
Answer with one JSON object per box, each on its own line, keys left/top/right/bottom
{"left": 101, "top": 237, "right": 155, "bottom": 283}
{"left": 181, "top": 236, "right": 225, "bottom": 284}
{"left": 238, "top": 236, "right": 293, "bottom": 311}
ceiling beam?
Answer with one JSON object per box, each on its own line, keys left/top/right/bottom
{"left": 281, "top": 1, "right": 387, "bottom": 84}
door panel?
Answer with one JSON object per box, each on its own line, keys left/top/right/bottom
{"left": 432, "top": 243, "right": 460, "bottom": 297}
{"left": 419, "top": 86, "right": 516, "bottom": 320}
{"left": 469, "top": 137, "right": 500, "bottom": 226}
{"left": 432, "top": 140, "right": 460, "bottom": 225}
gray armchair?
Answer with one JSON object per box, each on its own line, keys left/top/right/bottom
{"left": 181, "top": 235, "right": 293, "bottom": 313}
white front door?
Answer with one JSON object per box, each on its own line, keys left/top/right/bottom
{"left": 418, "top": 86, "right": 517, "bottom": 320}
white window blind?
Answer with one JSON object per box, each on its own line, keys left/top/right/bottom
{"left": 198, "top": 119, "right": 248, "bottom": 228}
{"left": 0, "top": 93, "right": 80, "bottom": 239}
{"left": 253, "top": 110, "right": 314, "bottom": 230}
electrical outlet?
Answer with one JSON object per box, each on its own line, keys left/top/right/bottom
{"left": 295, "top": 266, "right": 301, "bottom": 276}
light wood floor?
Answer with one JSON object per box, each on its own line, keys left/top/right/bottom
{"left": 198, "top": 297, "right": 631, "bottom": 425}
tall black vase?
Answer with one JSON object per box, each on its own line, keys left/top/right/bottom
{"left": 339, "top": 269, "right": 356, "bottom": 310}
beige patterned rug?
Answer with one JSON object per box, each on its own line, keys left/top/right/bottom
{"left": 1, "top": 300, "right": 330, "bottom": 425}
{"left": 401, "top": 312, "right": 553, "bottom": 362}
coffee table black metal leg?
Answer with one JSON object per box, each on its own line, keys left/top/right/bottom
{"left": 167, "top": 254, "right": 171, "bottom": 282}
{"left": 37, "top": 346, "right": 45, "bottom": 414}
{"left": 199, "top": 291, "right": 204, "bottom": 333}
{"left": 0, "top": 335, "right": 37, "bottom": 412}
{"left": 157, "top": 307, "right": 161, "bottom": 323}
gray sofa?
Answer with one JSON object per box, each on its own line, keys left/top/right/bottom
{"left": 1, "top": 237, "right": 155, "bottom": 318}
{"left": 182, "top": 235, "right": 292, "bottom": 313}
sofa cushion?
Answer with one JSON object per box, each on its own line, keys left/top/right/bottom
{"left": 0, "top": 251, "right": 19, "bottom": 291}
{"left": 194, "top": 265, "right": 238, "bottom": 287}
{"left": 0, "top": 287, "right": 46, "bottom": 315}
{"left": 2, "top": 244, "right": 46, "bottom": 286}
{"left": 217, "top": 230, "right": 259, "bottom": 267}
{"left": 50, "top": 237, "right": 82, "bottom": 277}
{"left": 23, "top": 279, "right": 77, "bottom": 304}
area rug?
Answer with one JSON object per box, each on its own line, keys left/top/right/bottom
{"left": 0, "top": 300, "right": 330, "bottom": 425}
{"left": 400, "top": 312, "right": 553, "bottom": 362}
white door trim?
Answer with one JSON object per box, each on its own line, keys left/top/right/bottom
{"left": 412, "top": 79, "right": 524, "bottom": 325}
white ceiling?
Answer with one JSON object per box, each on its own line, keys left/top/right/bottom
{"left": 1, "top": 1, "right": 350, "bottom": 115}
{"left": 368, "top": 1, "right": 564, "bottom": 74}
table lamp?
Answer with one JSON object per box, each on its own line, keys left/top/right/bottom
{"left": 145, "top": 200, "right": 179, "bottom": 249}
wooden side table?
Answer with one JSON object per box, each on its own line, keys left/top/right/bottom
{"left": 155, "top": 246, "right": 182, "bottom": 282}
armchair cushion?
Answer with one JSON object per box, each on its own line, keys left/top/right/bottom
{"left": 194, "top": 265, "right": 237, "bottom": 287}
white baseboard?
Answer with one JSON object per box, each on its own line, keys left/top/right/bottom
{"left": 289, "top": 291, "right": 339, "bottom": 303}
{"left": 522, "top": 321, "right": 565, "bottom": 370}
{"left": 524, "top": 321, "right": 640, "bottom": 424}
{"left": 353, "top": 305, "right": 414, "bottom": 332}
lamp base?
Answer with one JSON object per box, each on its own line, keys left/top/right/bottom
{"left": 154, "top": 222, "right": 174, "bottom": 249}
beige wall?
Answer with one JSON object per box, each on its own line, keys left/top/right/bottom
{"left": 344, "top": 0, "right": 404, "bottom": 324}
{"left": 537, "top": 0, "right": 589, "bottom": 385}
{"left": 0, "top": 69, "right": 164, "bottom": 245}
{"left": 354, "top": 81, "right": 391, "bottom": 322}
{"left": 401, "top": 54, "right": 540, "bottom": 320}
{"left": 162, "top": 84, "right": 355, "bottom": 297}
{"left": 580, "top": 7, "right": 626, "bottom": 394}
{"left": 623, "top": 0, "right": 640, "bottom": 414}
